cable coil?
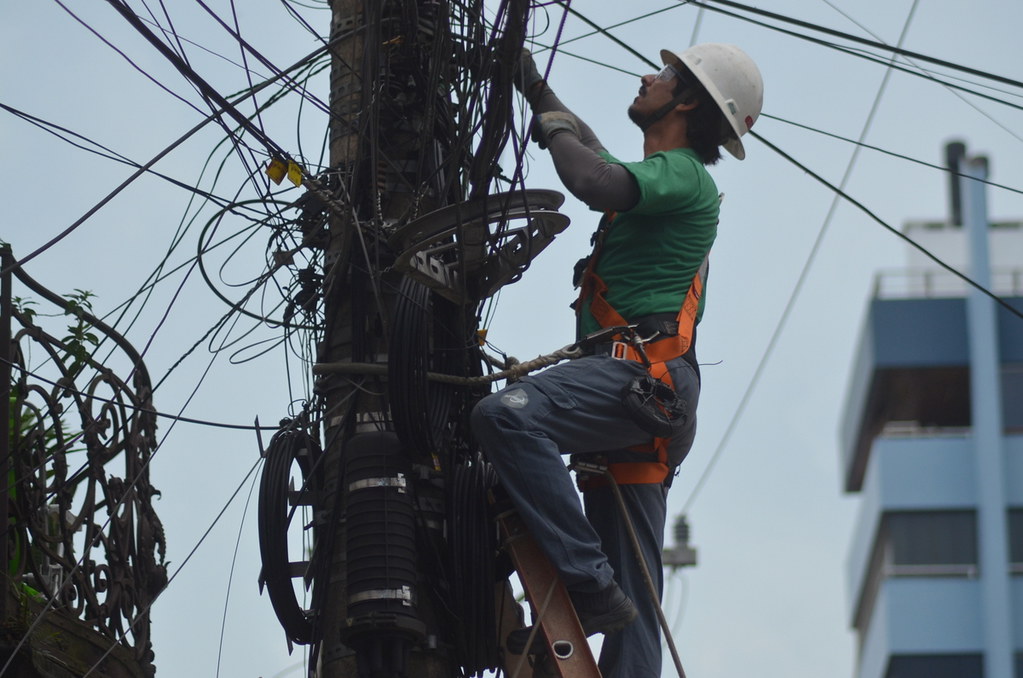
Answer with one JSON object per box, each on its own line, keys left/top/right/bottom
{"left": 447, "top": 458, "right": 500, "bottom": 675}
{"left": 257, "top": 420, "right": 323, "bottom": 646}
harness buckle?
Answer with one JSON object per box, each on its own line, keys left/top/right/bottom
{"left": 610, "top": 340, "right": 629, "bottom": 360}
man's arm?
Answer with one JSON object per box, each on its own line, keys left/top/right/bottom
{"left": 545, "top": 133, "right": 639, "bottom": 213}
{"left": 518, "top": 52, "right": 639, "bottom": 213}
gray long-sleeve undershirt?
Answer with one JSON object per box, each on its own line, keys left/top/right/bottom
{"left": 529, "top": 84, "right": 640, "bottom": 213}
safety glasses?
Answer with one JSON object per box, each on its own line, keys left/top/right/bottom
{"left": 654, "top": 63, "right": 686, "bottom": 83}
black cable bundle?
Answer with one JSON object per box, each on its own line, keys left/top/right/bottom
{"left": 388, "top": 275, "right": 457, "bottom": 458}
{"left": 447, "top": 458, "right": 500, "bottom": 675}
{"left": 257, "top": 420, "right": 323, "bottom": 646}
{"left": 465, "top": 0, "right": 530, "bottom": 200}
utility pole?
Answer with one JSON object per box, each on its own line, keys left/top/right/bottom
{"left": 256, "top": 1, "right": 563, "bottom": 675}
{"left": 317, "top": 1, "right": 456, "bottom": 675}
{"left": 316, "top": 0, "right": 364, "bottom": 671}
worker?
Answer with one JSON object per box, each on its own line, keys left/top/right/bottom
{"left": 471, "top": 43, "right": 763, "bottom": 676}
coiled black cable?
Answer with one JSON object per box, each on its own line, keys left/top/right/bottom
{"left": 447, "top": 457, "right": 500, "bottom": 675}
{"left": 257, "top": 419, "right": 323, "bottom": 645}
{"left": 389, "top": 276, "right": 461, "bottom": 458}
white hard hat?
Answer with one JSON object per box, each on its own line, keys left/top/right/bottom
{"left": 660, "top": 43, "right": 763, "bottom": 160}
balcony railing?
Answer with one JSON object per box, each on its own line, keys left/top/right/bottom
{"left": 879, "top": 421, "right": 971, "bottom": 438}
{"left": 1, "top": 248, "right": 166, "bottom": 675}
{"left": 886, "top": 564, "right": 979, "bottom": 578}
{"left": 873, "top": 268, "right": 1023, "bottom": 299}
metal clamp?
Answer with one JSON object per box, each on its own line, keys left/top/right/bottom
{"left": 348, "top": 473, "right": 407, "bottom": 493}
{"left": 348, "top": 585, "right": 414, "bottom": 607}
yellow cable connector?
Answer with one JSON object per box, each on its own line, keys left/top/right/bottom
{"left": 266, "top": 157, "right": 287, "bottom": 185}
{"left": 287, "top": 161, "right": 303, "bottom": 187}
{"left": 476, "top": 329, "right": 488, "bottom": 346}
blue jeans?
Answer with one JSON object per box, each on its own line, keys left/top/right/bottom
{"left": 470, "top": 354, "right": 699, "bottom": 676}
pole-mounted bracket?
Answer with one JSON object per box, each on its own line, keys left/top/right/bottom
{"left": 388, "top": 189, "right": 570, "bottom": 304}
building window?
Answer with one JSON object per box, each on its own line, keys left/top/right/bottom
{"left": 885, "top": 510, "right": 978, "bottom": 576}
{"left": 885, "top": 653, "right": 983, "bottom": 678}
{"left": 1010, "top": 509, "right": 1023, "bottom": 574}
{"left": 1004, "top": 365, "right": 1023, "bottom": 431}
{"left": 854, "top": 511, "right": 978, "bottom": 640}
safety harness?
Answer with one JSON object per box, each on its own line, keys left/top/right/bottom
{"left": 573, "top": 212, "right": 708, "bottom": 490}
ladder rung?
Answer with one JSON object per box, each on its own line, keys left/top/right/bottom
{"left": 498, "top": 511, "right": 602, "bottom": 678}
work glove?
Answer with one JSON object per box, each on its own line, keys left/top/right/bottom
{"left": 514, "top": 48, "right": 544, "bottom": 99}
{"left": 531, "top": 111, "right": 580, "bottom": 149}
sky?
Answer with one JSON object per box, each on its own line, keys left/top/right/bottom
{"left": 3, "top": 1, "right": 1023, "bottom": 677}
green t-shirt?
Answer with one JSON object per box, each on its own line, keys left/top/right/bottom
{"left": 578, "top": 147, "right": 719, "bottom": 337}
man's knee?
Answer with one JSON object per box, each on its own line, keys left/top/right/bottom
{"left": 471, "top": 384, "right": 536, "bottom": 435}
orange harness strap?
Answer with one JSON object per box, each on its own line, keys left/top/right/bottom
{"left": 581, "top": 269, "right": 703, "bottom": 362}
{"left": 574, "top": 246, "right": 707, "bottom": 490}
{"left": 575, "top": 460, "right": 672, "bottom": 492}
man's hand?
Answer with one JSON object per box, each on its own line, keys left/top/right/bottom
{"left": 531, "top": 111, "right": 580, "bottom": 149}
{"left": 514, "top": 48, "right": 544, "bottom": 98}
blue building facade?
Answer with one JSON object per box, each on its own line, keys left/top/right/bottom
{"left": 841, "top": 219, "right": 1023, "bottom": 678}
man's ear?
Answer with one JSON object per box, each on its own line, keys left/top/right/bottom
{"left": 674, "top": 97, "right": 699, "bottom": 113}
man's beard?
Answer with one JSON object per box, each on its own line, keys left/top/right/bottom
{"left": 628, "top": 85, "right": 650, "bottom": 128}
{"left": 627, "top": 103, "right": 646, "bottom": 128}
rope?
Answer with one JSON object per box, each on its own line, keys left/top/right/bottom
{"left": 312, "top": 344, "right": 583, "bottom": 386}
{"left": 590, "top": 466, "right": 687, "bottom": 678}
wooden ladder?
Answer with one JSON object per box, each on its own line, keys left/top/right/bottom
{"left": 497, "top": 510, "right": 602, "bottom": 678}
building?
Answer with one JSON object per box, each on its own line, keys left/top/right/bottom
{"left": 840, "top": 149, "right": 1023, "bottom": 678}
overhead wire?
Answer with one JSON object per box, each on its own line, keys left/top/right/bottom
{"left": 215, "top": 459, "right": 262, "bottom": 678}
{"left": 553, "top": 1, "right": 658, "bottom": 68}
{"left": 8, "top": 3, "right": 328, "bottom": 672}
{"left": 5, "top": 35, "right": 332, "bottom": 393}
{"left": 228, "top": 0, "right": 273, "bottom": 154}
{"left": 138, "top": 0, "right": 271, "bottom": 188}
{"left": 461, "top": 33, "right": 1023, "bottom": 196}
{"left": 689, "top": 0, "right": 1023, "bottom": 91}
{"left": 530, "top": 4, "right": 685, "bottom": 56}
{"left": 138, "top": 10, "right": 260, "bottom": 75}
{"left": 533, "top": 4, "right": 1023, "bottom": 307}
{"left": 522, "top": 5, "right": 1023, "bottom": 518}
{"left": 80, "top": 453, "right": 266, "bottom": 678}
{"left": 50, "top": 0, "right": 209, "bottom": 116}
{"left": 528, "top": 29, "right": 1023, "bottom": 115}
{"left": 0, "top": 103, "right": 236, "bottom": 208}
{"left": 8, "top": 208, "right": 335, "bottom": 669}
{"left": 749, "top": 130, "right": 1023, "bottom": 321}
{"left": 1, "top": 355, "right": 267, "bottom": 432}
{"left": 0, "top": 298, "right": 262, "bottom": 676}
{"left": 815, "top": 0, "right": 1023, "bottom": 145}
{"left": 761, "top": 113, "right": 1023, "bottom": 197}
{"left": 476, "top": 0, "right": 572, "bottom": 334}
{"left": 21, "top": 0, "right": 1014, "bottom": 666}
{"left": 0, "top": 26, "right": 335, "bottom": 278}
{"left": 682, "top": 0, "right": 922, "bottom": 510}
{"left": 545, "top": 0, "right": 1023, "bottom": 114}
{"left": 102, "top": 0, "right": 314, "bottom": 191}
{"left": 277, "top": 0, "right": 329, "bottom": 39}
{"left": 192, "top": 0, "right": 334, "bottom": 118}
{"left": 0, "top": 113, "right": 216, "bottom": 277}
{"left": 75, "top": 392, "right": 339, "bottom": 677}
